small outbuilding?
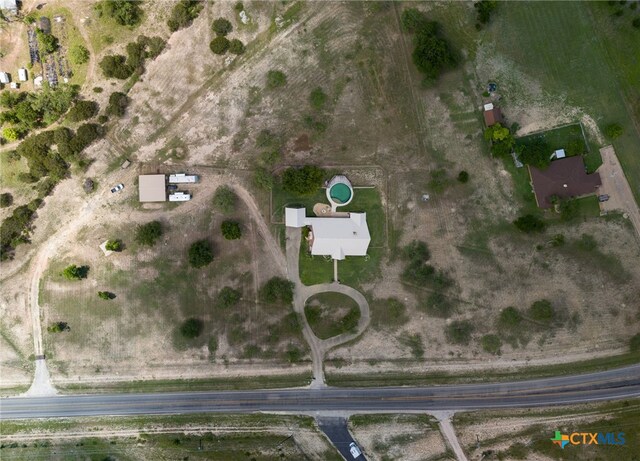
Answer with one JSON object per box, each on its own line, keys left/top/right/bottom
{"left": 483, "top": 102, "right": 503, "bottom": 127}
{"left": 18, "top": 68, "right": 28, "bottom": 82}
{"left": 0, "top": 72, "right": 10, "bottom": 84}
{"left": 138, "top": 174, "right": 167, "bottom": 202}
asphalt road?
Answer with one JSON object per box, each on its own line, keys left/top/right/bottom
{"left": 1, "top": 364, "right": 639, "bottom": 420}
{"left": 317, "top": 417, "right": 367, "bottom": 461}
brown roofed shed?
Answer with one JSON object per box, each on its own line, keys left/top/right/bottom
{"left": 483, "top": 107, "right": 503, "bottom": 127}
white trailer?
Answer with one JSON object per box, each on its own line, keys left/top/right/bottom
{"left": 168, "top": 173, "right": 199, "bottom": 184}
{"left": 169, "top": 192, "right": 191, "bottom": 202}
{"left": 0, "top": 72, "right": 10, "bottom": 84}
{"left": 18, "top": 68, "right": 28, "bottom": 82}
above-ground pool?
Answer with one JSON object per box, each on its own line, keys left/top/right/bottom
{"left": 329, "top": 183, "right": 352, "bottom": 204}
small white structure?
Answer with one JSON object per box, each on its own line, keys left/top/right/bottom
{"left": 483, "top": 102, "right": 494, "bottom": 111}
{"left": 138, "top": 174, "right": 167, "bottom": 202}
{"left": 285, "top": 207, "right": 371, "bottom": 260}
{"left": 169, "top": 192, "right": 191, "bottom": 202}
{"left": 169, "top": 173, "right": 198, "bottom": 184}
{"left": 553, "top": 149, "right": 566, "bottom": 159}
{"left": 9, "top": 82, "right": 18, "bottom": 89}
{"left": 18, "top": 68, "right": 28, "bottom": 82}
{"left": 33, "top": 76, "right": 43, "bottom": 87}
{"left": 0, "top": 72, "right": 10, "bottom": 84}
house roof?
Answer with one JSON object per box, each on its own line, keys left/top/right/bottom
{"left": 483, "top": 107, "right": 502, "bottom": 126}
{"left": 138, "top": 175, "right": 166, "bottom": 202}
{"left": 284, "top": 207, "right": 371, "bottom": 260}
{"left": 528, "top": 156, "right": 601, "bottom": 208}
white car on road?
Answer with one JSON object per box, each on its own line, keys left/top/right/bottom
{"left": 349, "top": 442, "right": 362, "bottom": 459}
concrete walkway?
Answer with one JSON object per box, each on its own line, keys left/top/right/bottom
{"left": 430, "top": 411, "right": 469, "bottom": 461}
{"left": 286, "top": 227, "right": 370, "bottom": 388}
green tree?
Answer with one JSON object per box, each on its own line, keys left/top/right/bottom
{"left": 107, "top": 92, "right": 129, "bottom": 117}
{"left": 98, "top": 291, "right": 115, "bottom": 300}
{"left": 498, "top": 306, "right": 522, "bottom": 330}
{"left": 604, "top": 123, "right": 623, "bottom": 139}
{"left": 66, "top": 100, "right": 99, "bottom": 122}
{"left": 282, "top": 165, "right": 324, "bottom": 195}
{"left": 481, "top": 334, "right": 502, "bottom": 355}
{"left": 266, "top": 70, "right": 287, "bottom": 88}
{"left": 528, "top": 299, "right": 555, "bottom": 325}
{"left": 135, "top": 221, "right": 163, "bottom": 246}
{"left": 209, "top": 36, "right": 230, "bottom": 55}
{"left": 260, "top": 277, "right": 294, "bottom": 304}
{"left": 484, "top": 122, "right": 511, "bottom": 142}
{"left": 99, "top": 55, "right": 133, "bottom": 79}
{"left": 105, "top": 239, "right": 123, "bottom": 251}
{"left": 229, "top": 38, "right": 245, "bottom": 55}
{"left": 47, "top": 321, "right": 69, "bottom": 333}
{"left": 309, "top": 87, "right": 328, "bottom": 110}
{"left": 96, "top": 0, "right": 142, "bottom": 26}
{"left": 446, "top": 320, "right": 474, "bottom": 345}
{"left": 519, "top": 138, "right": 551, "bottom": 168}
{"left": 36, "top": 30, "right": 59, "bottom": 54}
{"left": 513, "top": 214, "right": 546, "bottom": 233}
{"left": 188, "top": 240, "right": 214, "bottom": 268}
{"left": 69, "top": 45, "right": 90, "bottom": 65}
{"left": 2, "top": 127, "right": 20, "bottom": 142}
{"left": 213, "top": 185, "right": 237, "bottom": 213}
{"left": 61, "top": 264, "right": 89, "bottom": 280}
{"left": 180, "top": 318, "right": 203, "bottom": 339}
{"left": 221, "top": 221, "right": 242, "bottom": 240}
{"left": 212, "top": 17, "right": 233, "bottom": 35}
{"left": 474, "top": 0, "right": 498, "bottom": 26}
{"left": 401, "top": 8, "right": 431, "bottom": 32}
{"left": 216, "top": 286, "right": 241, "bottom": 308}
{"left": 167, "top": 0, "right": 203, "bottom": 32}
{"left": 457, "top": 170, "right": 469, "bottom": 183}
{"left": 0, "top": 193, "right": 13, "bottom": 208}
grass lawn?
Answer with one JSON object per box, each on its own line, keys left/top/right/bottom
{"left": 304, "top": 292, "right": 360, "bottom": 339}
{"left": 488, "top": 1, "right": 640, "bottom": 203}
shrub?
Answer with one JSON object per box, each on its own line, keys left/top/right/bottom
{"left": 188, "top": 240, "right": 214, "bottom": 268}
{"left": 498, "top": 306, "right": 522, "bottom": 330}
{"left": 575, "top": 233, "right": 597, "bottom": 251}
{"left": 446, "top": 320, "right": 474, "bottom": 345}
{"left": 69, "top": 45, "right": 90, "bottom": 65}
{"left": 216, "top": 287, "right": 241, "bottom": 308}
{"left": 402, "top": 240, "right": 430, "bottom": 261}
{"left": 309, "top": 87, "right": 328, "bottom": 110}
{"left": 550, "top": 233, "right": 565, "bottom": 247}
{"left": 229, "top": 39, "right": 245, "bottom": 55}
{"left": 519, "top": 138, "right": 551, "bottom": 168}
{"left": 208, "top": 336, "right": 218, "bottom": 356}
{"left": 105, "top": 239, "right": 123, "bottom": 251}
{"left": 428, "top": 169, "right": 450, "bottom": 193}
{"left": 135, "top": 221, "right": 163, "bottom": 246}
{"left": 235, "top": 2, "right": 244, "bottom": 12}
{"left": 266, "top": 70, "right": 287, "bottom": 88}
{"left": 260, "top": 277, "right": 294, "bottom": 304}
{"left": 0, "top": 193, "right": 13, "bottom": 208}
{"left": 212, "top": 17, "right": 233, "bottom": 36}
{"left": 481, "top": 334, "right": 502, "bottom": 355}
{"left": 282, "top": 165, "right": 324, "bottom": 196}
{"left": 221, "top": 221, "right": 242, "bottom": 240}
{"left": 2, "top": 127, "right": 21, "bottom": 142}
{"left": 66, "top": 100, "right": 99, "bottom": 122}
{"left": 457, "top": 171, "right": 469, "bottom": 183}
{"left": 213, "top": 185, "right": 237, "bottom": 213}
{"left": 513, "top": 214, "right": 546, "bottom": 233}
{"left": 401, "top": 8, "right": 430, "bottom": 32}
{"left": 106, "top": 92, "right": 129, "bottom": 117}
{"left": 423, "top": 291, "right": 454, "bottom": 318}
{"left": 180, "top": 318, "right": 203, "bottom": 339}
{"left": 61, "top": 264, "right": 89, "bottom": 280}
{"left": 47, "top": 322, "right": 69, "bottom": 333}
{"left": 254, "top": 167, "right": 274, "bottom": 190}
{"left": 474, "top": 0, "right": 498, "bottom": 25}
{"left": 0, "top": 204, "right": 35, "bottom": 259}
{"left": 210, "top": 36, "right": 230, "bottom": 55}
{"left": 93, "top": 87, "right": 103, "bottom": 93}
{"left": 604, "top": 123, "right": 623, "bottom": 139}
{"left": 528, "top": 299, "right": 555, "bottom": 325}
{"left": 97, "top": 291, "right": 115, "bottom": 300}
{"left": 99, "top": 55, "right": 133, "bottom": 79}
{"left": 167, "top": 0, "right": 203, "bottom": 32}
{"left": 630, "top": 333, "right": 640, "bottom": 353}
{"left": 96, "top": 0, "right": 142, "bottom": 26}
{"left": 286, "top": 345, "right": 303, "bottom": 363}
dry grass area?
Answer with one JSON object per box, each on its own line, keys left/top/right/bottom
{"left": 1, "top": 0, "right": 639, "bottom": 390}
{"left": 349, "top": 414, "right": 448, "bottom": 461}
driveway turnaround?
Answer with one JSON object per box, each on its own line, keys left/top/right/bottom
{"left": 2, "top": 364, "right": 639, "bottom": 420}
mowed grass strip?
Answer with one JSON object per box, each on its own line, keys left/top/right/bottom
{"left": 488, "top": 1, "right": 640, "bottom": 201}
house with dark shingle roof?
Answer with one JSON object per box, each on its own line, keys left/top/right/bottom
{"left": 528, "top": 156, "right": 601, "bottom": 208}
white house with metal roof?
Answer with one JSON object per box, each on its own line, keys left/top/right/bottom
{"left": 285, "top": 207, "right": 371, "bottom": 260}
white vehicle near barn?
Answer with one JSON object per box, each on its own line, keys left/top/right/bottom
{"left": 168, "top": 173, "right": 199, "bottom": 184}
{"left": 169, "top": 192, "right": 191, "bottom": 202}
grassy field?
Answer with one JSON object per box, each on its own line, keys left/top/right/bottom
{"left": 487, "top": 1, "right": 640, "bottom": 202}
{"left": 304, "top": 292, "right": 360, "bottom": 339}
{"left": 0, "top": 414, "right": 340, "bottom": 461}
{"left": 455, "top": 400, "right": 640, "bottom": 460}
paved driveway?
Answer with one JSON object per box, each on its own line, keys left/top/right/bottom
{"left": 597, "top": 146, "right": 640, "bottom": 240}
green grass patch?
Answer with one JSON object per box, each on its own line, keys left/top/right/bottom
{"left": 304, "top": 292, "right": 360, "bottom": 339}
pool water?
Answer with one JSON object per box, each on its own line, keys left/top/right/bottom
{"left": 330, "top": 183, "right": 352, "bottom": 204}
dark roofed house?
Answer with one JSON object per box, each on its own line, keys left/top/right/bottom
{"left": 483, "top": 103, "right": 503, "bottom": 127}
{"left": 528, "top": 156, "right": 601, "bottom": 209}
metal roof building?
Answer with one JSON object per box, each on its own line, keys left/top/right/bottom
{"left": 138, "top": 175, "right": 167, "bottom": 202}
{"left": 285, "top": 207, "right": 371, "bottom": 260}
